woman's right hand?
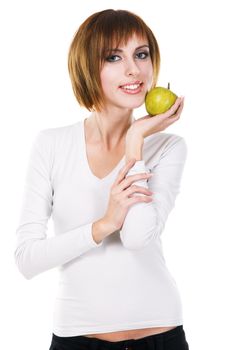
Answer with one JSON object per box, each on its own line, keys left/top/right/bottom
{"left": 102, "top": 158, "right": 154, "bottom": 233}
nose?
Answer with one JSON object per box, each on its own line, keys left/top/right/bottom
{"left": 124, "top": 58, "right": 140, "bottom": 77}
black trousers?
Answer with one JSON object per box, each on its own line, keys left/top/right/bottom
{"left": 49, "top": 325, "right": 189, "bottom": 349}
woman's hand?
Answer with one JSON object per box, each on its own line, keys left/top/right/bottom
{"left": 126, "top": 96, "right": 185, "bottom": 142}
{"left": 102, "top": 158, "right": 154, "bottom": 233}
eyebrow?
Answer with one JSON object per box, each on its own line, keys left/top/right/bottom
{"left": 106, "top": 45, "right": 150, "bottom": 52}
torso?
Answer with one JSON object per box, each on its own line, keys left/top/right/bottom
{"left": 83, "top": 118, "right": 177, "bottom": 341}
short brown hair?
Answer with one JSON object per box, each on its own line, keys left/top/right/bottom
{"left": 68, "top": 9, "right": 160, "bottom": 112}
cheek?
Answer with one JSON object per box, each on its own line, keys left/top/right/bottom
{"left": 143, "top": 62, "right": 154, "bottom": 88}
{"left": 144, "top": 61, "right": 153, "bottom": 78}
{"left": 100, "top": 67, "right": 119, "bottom": 92}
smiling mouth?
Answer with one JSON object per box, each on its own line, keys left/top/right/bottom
{"left": 119, "top": 82, "right": 144, "bottom": 95}
{"left": 119, "top": 82, "right": 144, "bottom": 90}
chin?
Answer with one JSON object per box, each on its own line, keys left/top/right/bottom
{"left": 125, "top": 100, "right": 144, "bottom": 110}
{"left": 106, "top": 96, "right": 145, "bottom": 110}
{"left": 119, "top": 97, "right": 145, "bottom": 109}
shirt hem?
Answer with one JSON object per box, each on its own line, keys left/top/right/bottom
{"left": 53, "top": 318, "right": 183, "bottom": 337}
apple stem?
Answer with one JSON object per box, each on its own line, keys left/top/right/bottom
{"left": 168, "top": 82, "right": 170, "bottom": 90}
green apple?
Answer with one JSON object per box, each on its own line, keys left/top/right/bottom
{"left": 145, "top": 83, "right": 177, "bottom": 116}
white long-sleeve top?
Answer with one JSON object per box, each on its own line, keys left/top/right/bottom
{"left": 14, "top": 118, "right": 188, "bottom": 337}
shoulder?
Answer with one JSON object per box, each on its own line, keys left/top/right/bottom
{"left": 30, "top": 121, "right": 81, "bottom": 163}
{"left": 32, "top": 121, "right": 81, "bottom": 150}
{"left": 37, "top": 121, "right": 80, "bottom": 141}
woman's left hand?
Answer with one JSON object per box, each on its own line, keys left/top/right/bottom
{"left": 126, "top": 96, "right": 184, "bottom": 142}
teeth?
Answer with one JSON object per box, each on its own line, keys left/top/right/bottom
{"left": 121, "top": 84, "right": 141, "bottom": 90}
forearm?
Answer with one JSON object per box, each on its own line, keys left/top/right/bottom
{"left": 120, "top": 136, "right": 188, "bottom": 250}
{"left": 15, "top": 222, "right": 103, "bottom": 279}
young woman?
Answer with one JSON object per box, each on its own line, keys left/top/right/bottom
{"left": 15, "top": 9, "right": 189, "bottom": 350}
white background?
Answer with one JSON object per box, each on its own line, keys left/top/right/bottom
{"left": 0, "top": 0, "right": 224, "bottom": 349}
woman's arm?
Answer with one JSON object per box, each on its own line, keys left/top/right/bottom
{"left": 14, "top": 130, "right": 103, "bottom": 280}
{"left": 119, "top": 135, "right": 188, "bottom": 249}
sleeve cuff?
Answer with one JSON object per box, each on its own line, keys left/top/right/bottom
{"left": 83, "top": 222, "right": 104, "bottom": 247}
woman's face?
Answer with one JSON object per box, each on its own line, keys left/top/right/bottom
{"left": 100, "top": 33, "right": 153, "bottom": 111}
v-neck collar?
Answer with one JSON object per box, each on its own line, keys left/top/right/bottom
{"left": 80, "top": 118, "right": 126, "bottom": 183}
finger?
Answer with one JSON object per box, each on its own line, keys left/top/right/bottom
{"left": 161, "top": 96, "right": 183, "bottom": 119}
{"left": 177, "top": 98, "right": 184, "bottom": 114}
{"left": 113, "top": 158, "right": 136, "bottom": 186}
{"left": 160, "top": 99, "right": 184, "bottom": 130}
{"left": 170, "top": 97, "right": 183, "bottom": 115}
{"left": 168, "top": 98, "right": 184, "bottom": 119}
{"left": 125, "top": 194, "right": 153, "bottom": 207}
{"left": 126, "top": 185, "right": 153, "bottom": 198}
{"left": 118, "top": 172, "right": 153, "bottom": 192}
{"left": 174, "top": 97, "right": 185, "bottom": 116}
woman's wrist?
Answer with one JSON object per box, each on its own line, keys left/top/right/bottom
{"left": 92, "top": 218, "right": 115, "bottom": 244}
{"left": 125, "top": 133, "right": 144, "bottom": 163}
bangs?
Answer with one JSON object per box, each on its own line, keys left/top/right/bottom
{"left": 87, "top": 10, "right": 149, "bottom": 65}
{"left": 100, "top": 31, "right": 147, "bottom": 64}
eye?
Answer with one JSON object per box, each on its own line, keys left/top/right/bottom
{"left": 105, "top": 55, "right": 121, "bottom": 62}
{"left": 136, "top": 51, "right": 150, "bottom": 59}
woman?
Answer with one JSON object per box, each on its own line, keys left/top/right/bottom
{"left": 15, "top": 9, "right": 189, "bottom": 350}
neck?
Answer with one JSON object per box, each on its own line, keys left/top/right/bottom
{"left": 88, "top": 108, "right": 135, "bottom": 151}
